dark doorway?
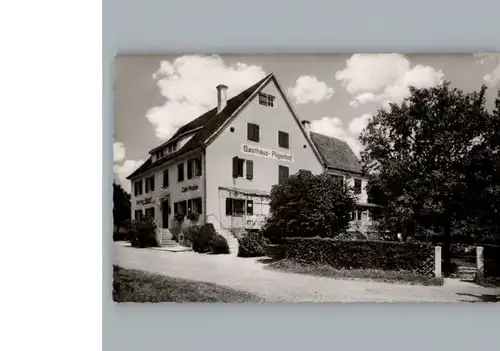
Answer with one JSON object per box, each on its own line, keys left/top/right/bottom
{"left": 162, "top": 200, "right": 169, "bottom": 228}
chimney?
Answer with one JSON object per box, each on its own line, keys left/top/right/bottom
{"left": 216, "top": 84, "right": 228, "bottom": 113}
{"left": 301, "top": 120, "right": 311, "bottom": 136}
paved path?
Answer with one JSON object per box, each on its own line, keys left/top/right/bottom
{"left": 113, "top": 242, "right": 499, "bottom": 303}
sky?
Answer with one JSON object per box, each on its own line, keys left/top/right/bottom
{"left": 114, "top": 53, "right": 500, "bottom": 192}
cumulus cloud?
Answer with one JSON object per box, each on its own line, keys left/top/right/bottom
{"left": 113, "top": 141, "right": 143, "bottom": 193}
{"left": 113, "top": 141, "right": 126, "bottom": 163}
{"left": 311, "top": 115, "right": 372, "bottom": 157}
{"left": 335, "top": 54, "right": 444, "bottom": 107}
{"left": 288, "top": 75, "right": 334, "bottom": 104}
{"left": 114, "top": 159, "right": 144, "bottom": 194}
{"left": 148, "top": 55, "right": 267, "bottom": 140}
{"left": 474, "top": 52, "right": 500, "bottom": 86}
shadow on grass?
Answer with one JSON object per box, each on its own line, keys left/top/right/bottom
{"left": 456, "top": 293, "right": 500, "bottom": 303}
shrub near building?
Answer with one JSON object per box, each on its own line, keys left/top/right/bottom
{"left": 263, "top": 170, "right": 356, "bottom": 243}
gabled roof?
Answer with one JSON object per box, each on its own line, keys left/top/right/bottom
{"left": 127, "top": 74, "right": 272, "bottom": 179}
{"left": 309, "top": 131, "right": 362, "bottom": 175}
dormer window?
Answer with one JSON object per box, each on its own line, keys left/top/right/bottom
{"left": 258, "top": 92, "right": 275, "bottom": 107}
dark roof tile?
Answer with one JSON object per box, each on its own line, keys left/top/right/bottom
{"left": 309, "top": 131, "right": 362, "bottom": 174}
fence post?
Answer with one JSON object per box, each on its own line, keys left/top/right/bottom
{"left": 434, "top": 246, "right": 442, "bottom": 278}
{"left": 476, "top": 246, "right": 484, "bottom": 278}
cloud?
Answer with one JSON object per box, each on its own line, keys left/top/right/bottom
{"left": 474, "top": 53, "right": 500, "bottom": 87}
{"left": 288, "top": 75, "right": 334, "bottom": 104}
{"left": 113, "top": 141, "right": 126, "bottom": 163}
{"left": 348, "top": 113, "right": 373, "bottom": 136}
{"left": 335, "top": 54, "right": 444, "bottom": 107}
{"left": 113, "top": 141, "right": 143, "bottom": 193}
{"left": 148, "top": 55, "right": 267, "bottom": 140}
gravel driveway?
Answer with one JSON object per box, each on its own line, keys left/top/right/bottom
{"left": 113, "top": 242, "right": 499, "bottom": 303}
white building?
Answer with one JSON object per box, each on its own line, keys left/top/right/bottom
{"left": 127, "top": 73, "right": 375, "bottom": 244}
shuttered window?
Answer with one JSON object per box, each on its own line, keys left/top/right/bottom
{"left": 177, "top": 162, "right": 184, "bottom": 182}
{"left": 354, "top": 179, "right": 362, "bottom": 194}
{"left": 187, "top": 160, "right": 193, "bottom": 179}
{"left": 247, "top": 123, "right": 260, "bottom": 142}
{"left": 246, "top": 160, "right": 254, "bottom": 180}
{"left": 278, "top": 131, "right": 289, "bottom": 149}
{"left": 232, "top": 156, "right": 245, "bottom": 178}
{"left": 163, "top": 170, "right": 169, "bottom": 187}
{"left": 225, "top": 198, "right": 233, "bottom": 215}
{"left": 246, "top": 200, "right": 254, "bottom": 215}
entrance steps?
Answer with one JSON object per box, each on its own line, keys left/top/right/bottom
{"left": 157, "top": 228, "right": 177, "bottom": 247}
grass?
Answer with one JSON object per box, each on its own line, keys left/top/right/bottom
{"left": 113, "top": 265, "right": 263, "bottom": 302}
{"left": 266, "top": 260, "right": 444, "bottom": 286}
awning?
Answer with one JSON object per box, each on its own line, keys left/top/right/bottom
{"left": 218, "top": 186, "right": 270, "bottom": 197}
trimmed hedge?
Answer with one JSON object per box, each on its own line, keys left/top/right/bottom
{"left": 483, "top": 245, "right": 500, "bottom": 278}
{"left": 284, "top": 238, "right": 434, "bottom": 275}
{"left": 192, "top": 224, "right": 217, "bottom": 253}
{"left": 238, "top": 231, "right": 270, "bottom": 257}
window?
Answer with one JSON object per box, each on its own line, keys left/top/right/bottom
{"left": 349, "top": 212, "right": 355, "bottom": 221}
{"left": 134, "top": 180, "right": 143, "bottom": 196}
{"left": 187, "top": 197, "right": 202, "bottom": 214}
{"left": 225, "top": 198, "right": 252, "bottom": 216}
{"left": 232, "top": 156, "right": 246, "bottom": 178}
{"left": 246, "top": 200, "right": 254, "bottom": 215}
{"left": 354, "top": 179, "right": 362, "bottom": 194}
{"left": 278, "top": 131, "right": 289, "bottom": 149}
{"left": 278, "top": 165, "right": 289, "bottom": 185}
{"left": 174, "top": 201, "right": 187, "bottom": 215}
{"left": 134, "top": 210, "right": 143, "bottom": 220}
{"left": 145, "top": 207, "right": 155, "bottom": 219}
{"left": 145, "top": 175, "right": 155, "bottom": 193}
{"left": 187, "top": 156, "right": 202, "bottom": 179}
{"left": 246, "top": 160, "right": 253, "bottom": 180}
{"left": 177, "top": 162, "right": 184, "bottom": 182}
{"left": 247, "top": 123, "right": 260, "bottom": 142}
{"left": 162, "top": 169, "right": 169, "bottom": 188}
{"left": 258, "top": 92, "right": 275, "bottom": 107}
{"left": 357, "top": 211, "right": 362, "bottom": 221}
{"left": 362, "top": 211, "right": 368, "bottom": 221}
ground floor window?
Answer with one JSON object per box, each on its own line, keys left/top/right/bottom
{"left": 145, "top": 207, "right": 155, "bottom": 219}
{"left": 134, "top": 209, "right": 143, "bottom": 220}
{"left": 226, "top": 198, "right": 254, "bottom": 216}
{"left": 174, "top": 201, "right": 187, "bottom": 215}
{"left": 187, "top": 197, "right": 202, "bottom": 214}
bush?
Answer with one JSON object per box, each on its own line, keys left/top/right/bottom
{"left": 183, "top": 225, "right": 201, "bottom": 246}
{"left": 265, "top": 244, "right": 286, "bottom": 260}
{"left": 284, "top": 238, "right": 434, "bottom": 275}
{"left": 263, "top": 170, "right": 356, "bottom": 242}
{"left": 127, "top": 218, "right": 158, "bottom": 248}
{"left": 192, "top": 223, "right": 217, "bottom": 253}
{"left": 238, "top": 231, "right": 270, "bottom": 257}
{"left": 210, "top": 234, "right": 230, "bottom": 255}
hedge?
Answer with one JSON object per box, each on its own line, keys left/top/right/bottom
{"left": 238, "top": 231, "right": 270, "bottom": 257}
{"left": 284, "top": 238, "right": 435, "bottom": 275}
{"left": 483, "top": 245, "right": 500, "bottom": 278}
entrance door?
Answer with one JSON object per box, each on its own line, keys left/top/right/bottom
{"left": 162, "top": 200, "right": 169, "bottom": 228}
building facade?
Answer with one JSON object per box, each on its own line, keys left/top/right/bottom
{"left": 127, "top": 73, "right": 375, "bottom": 240}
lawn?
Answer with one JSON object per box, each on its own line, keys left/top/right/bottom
{"left": 113, "top": 265, "right": 263, "bottom": 302}
{"left": 266, "top": 260, "right": 444, "bottom": 286}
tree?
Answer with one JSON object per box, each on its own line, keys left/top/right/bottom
{"left": 360, "top": 82, "right": 500, "bottom": 274}
{"left": 113, "top": 182, "right": 131, "bottom": 232}
{"left": 263, "top": 170, "right": 356, "bottom": 243}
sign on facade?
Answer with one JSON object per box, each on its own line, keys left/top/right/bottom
{"left": 181, "top": 184, "right": 199, "bottom": 193}
{"left": 136, "top": 197, "right": 153, "bottom": 205}
{"left": 241, "top": 144, "right": 293, "bottom": 163}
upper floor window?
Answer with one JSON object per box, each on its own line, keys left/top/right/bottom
{"left": 232, "top": 156, "right": 253, "bottom": 180}
{"left": 177, "top": 162, "right": 184, "bottom": 182}
{"left": 187, "top": 156, "right": 202, "bottom": 179}
{"left": 258, "top": 92, "right": 275, "bottom": 107}
{"left": 225, "top": 198, "right": 253, "bottom": 216}
{"left": 278, "top": 131, "right": 289, "bottom": 149}
{"left": 162, "top": 169, "right": 169, "bottom": 188}
{"left": 134, "top": 180, "right": 143, "bottom": 196}
{"left": 145, "top": 175, "right": 155, "bottom": 193}
{"left": 354, "top": 179, "right": 362, "bottom": 194}
{"left": 247, "top": 123, "right": 260, "bottom": 142}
